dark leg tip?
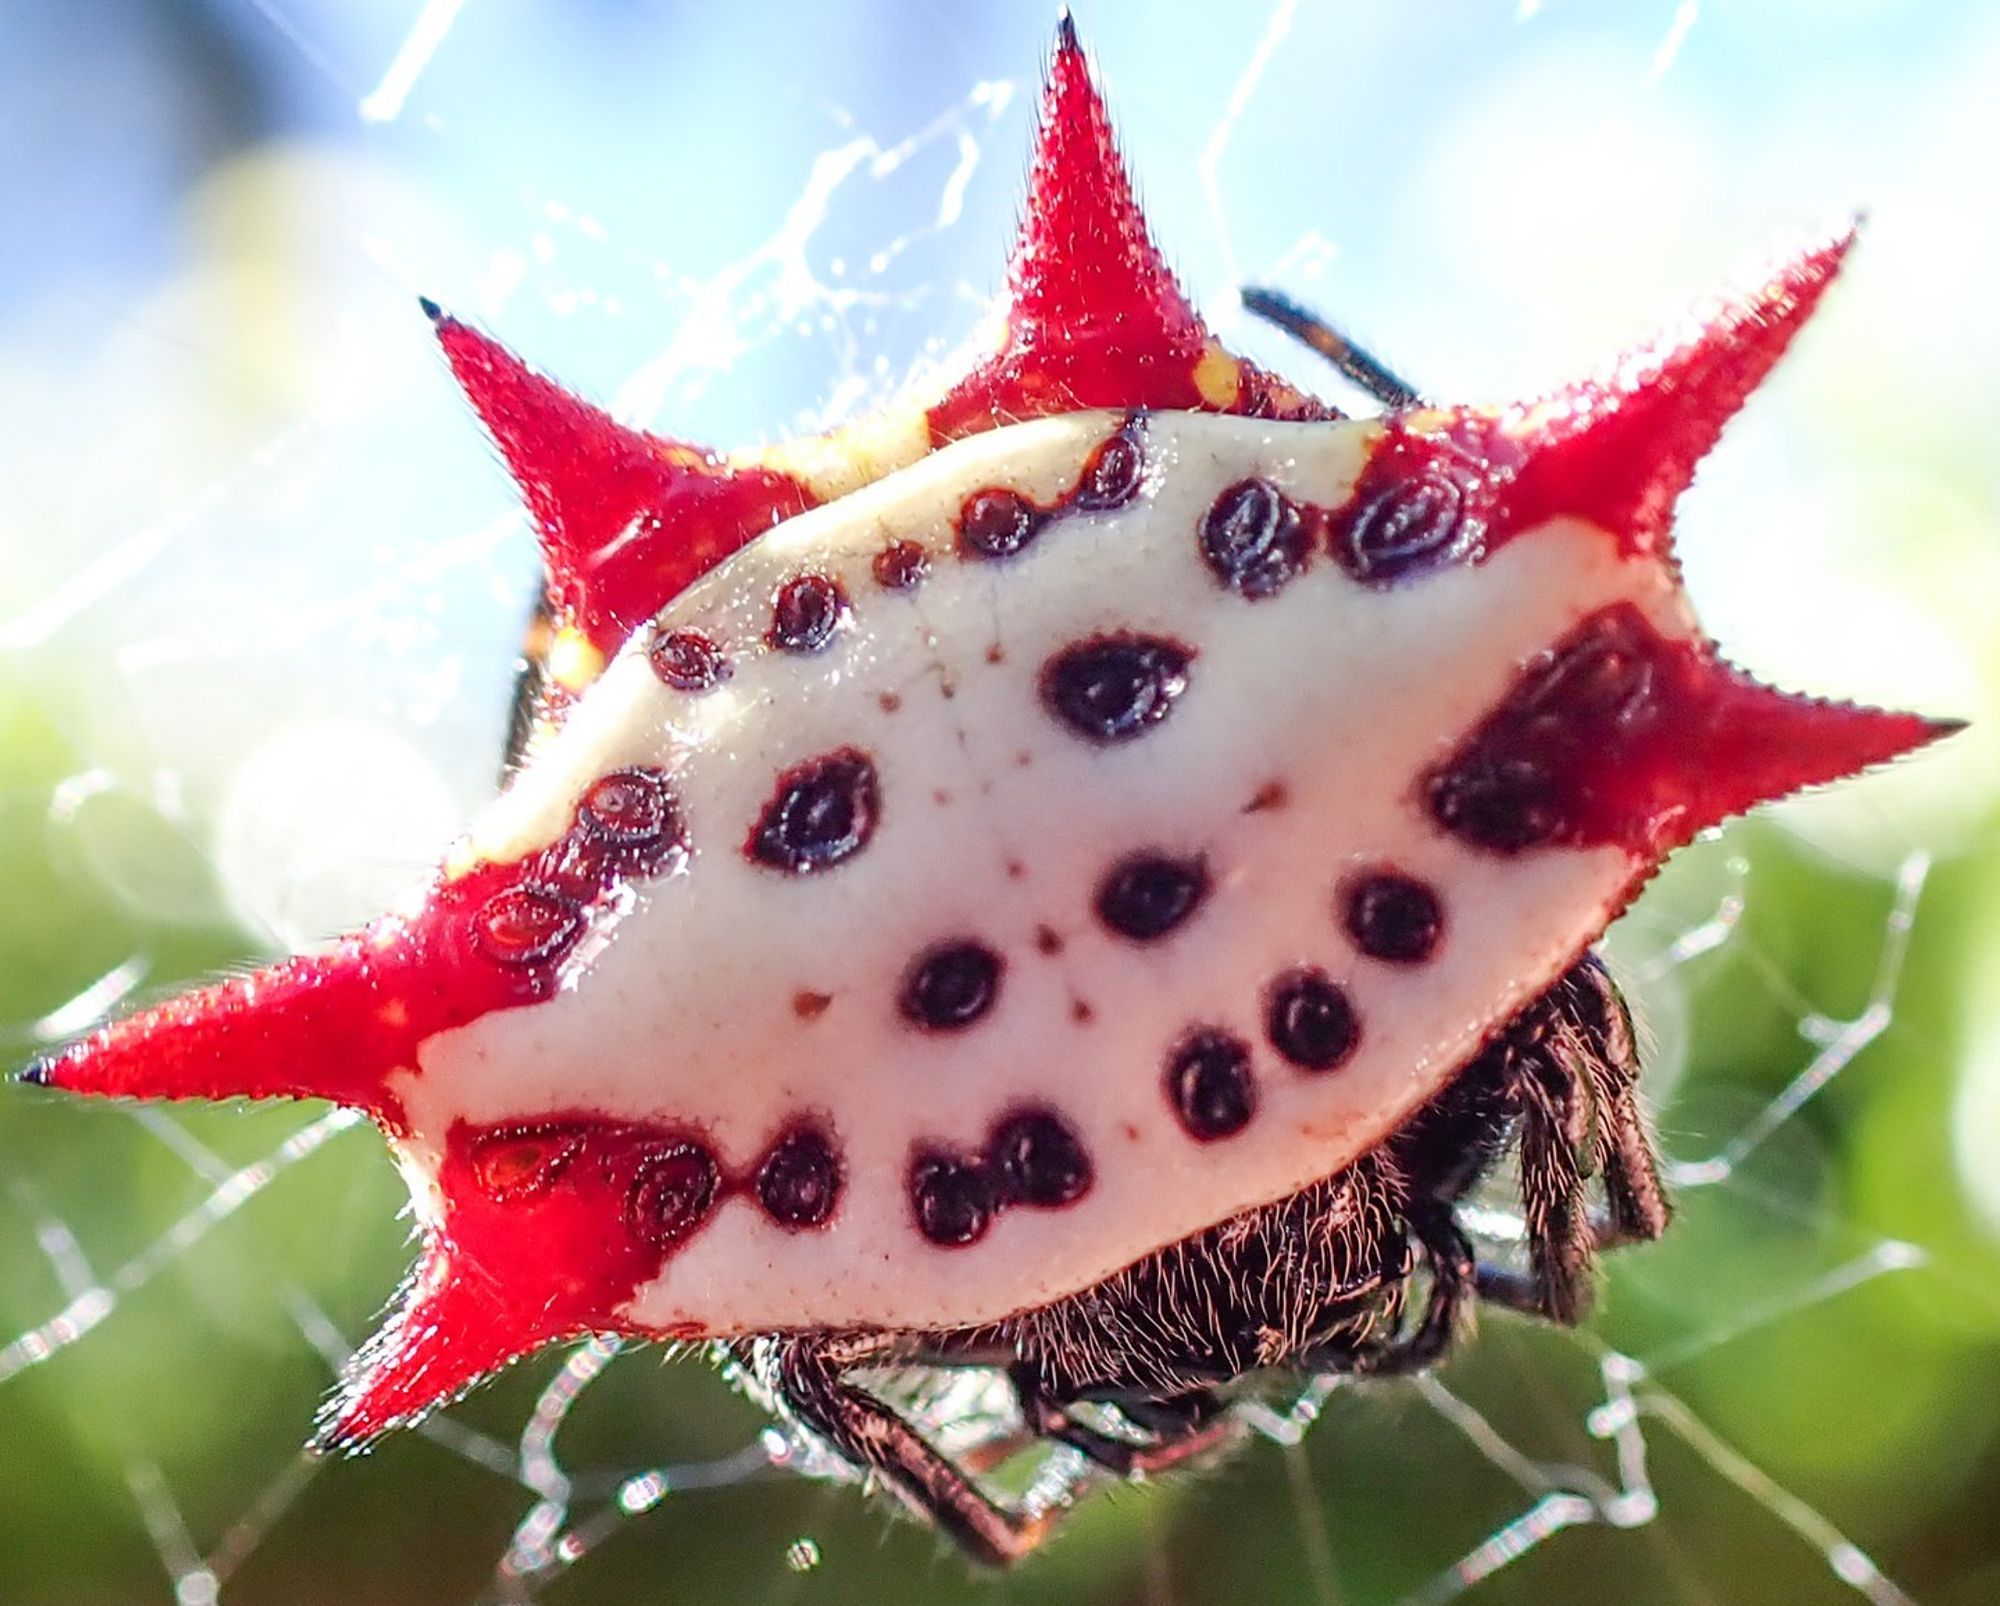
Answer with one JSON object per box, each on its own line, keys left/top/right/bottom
{"left": 1054, "top": 7, "right": 1080, "bottom": 53}
{"left": 16, "top": 1056, "right": 55, "bottom": 1088}
{"left": 417, "top": 294, "right": 445, "bottom": 324}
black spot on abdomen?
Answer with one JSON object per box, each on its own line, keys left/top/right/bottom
{"left": 1327, "top": 431, "right": 1485, "bottom": 583}
{"left": 746, "top": 748, "right": 880, "bottom": 874}
{"left": 756, "top": 1124, "right": 843, "bottom": 1229}
{"left": 957, "top": 488, "right": 1047, "bottom": 560}
{"left": 1200, "top": 478, "right": 1311, "bottom": 598}
{"left": 1343, "top": 870, "right": 1444, "bottom": 963}
{"left": 624, "top": 1143, "right": 721, "bottom": 1249}
{"left": 576, "top": 768, "right": 682, "bottom": 872}
{"left": 899, "top": 940, "right": 1004, "bottom": 1031}
{"left": 910, "top": 1150, "right": 995, "bottom": 1247}
{"left": 649, "top": 628, "right": 729, "bottom": 692}
{"left": 1166, "top": 1028, "right": 1257, "bottom": 1141}
{"left": 989, "top": 1108, "right": 1093, "bottom": 1209}
{"left": 1094, "top": 850, "right": 1210, "bottom": 941}
{"left": 872, "top": 540, "right": 929, "bottom": 591}
{"left": 1073, "top": 418, "right": 1146, "bottom": 511}
{"left": 1041, "top": 633, "right": 1193, "bottom": 744}
{"left": 1265, "top": 967, "right": 1361, "bottom": 1071}
{"left": 768, "top": 573, "right": 848, "bottom": 653}
{"left": 474, "top": 886, "right": 584, "bottom": 969}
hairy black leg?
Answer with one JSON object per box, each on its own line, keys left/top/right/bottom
{"left": 1477, "top": 954, "right": 1672, "bottom": 1325}
{"left": 1593, "top": 1076, "right": 1672, "bottom": 1245}
{"left": 1472, "top": 1212, "right": 1653, "bottom": 1317}
{"left": 1011, "top": 1371, "right": 1234, "bottom": 1478}
{"left": 1239, "top": 285, "right": 1424, "bottom": 409}
{"left": 1558, "top": 956, "right": 1672, "bottom": 1247}
{"left": 1115, "top": 1389, "right": 1226, "bottom": 1439}
{"left": 773, "top": 1334, "right": 1052, "bottom": 1567}
{"left": 1516, "top": 1042, "right": 1597, "bottom": 1325}
{"left": 1343, "top": 1200, "right": 1476, "bottom": 1377}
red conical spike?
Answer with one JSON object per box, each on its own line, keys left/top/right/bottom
{"left": 997, "top": 18, "right": 1207, "bottom": 368}
{"left": 315, "top": 1238, "right": 558, "bottom": 1451}
{"left": 1427, "top": 604, "right": 1961, "bottom": 860}
{"left": 1658, "top": 663, "right": 1959, "bottom": 845}
{"left": 927, "top": 19, "right": 1325, "bottom": 440}
{"left": 1492, "top": 223, "right": 1858, "bottom": 555}
{"left": 27, "top": 751, "right": 688, "bottom": 1126}
{"left": 21, "top": 939, "right": 412, "bottom": 1124}
{"left": 429, "top": 307, "right": 814, "bottom": 656}
{"left": 319, "top": 1114, "right": 721, "bottom": 1449}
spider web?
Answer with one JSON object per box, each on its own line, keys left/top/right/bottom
{"left": 3, "top": 3, "right": 1997, "bottom": 1603}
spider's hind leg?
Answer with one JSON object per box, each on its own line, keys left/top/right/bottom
{"left": 1332, "top": 1198, "right": 1477, "bottom": 1378}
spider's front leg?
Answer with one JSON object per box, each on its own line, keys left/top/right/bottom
{"left": 1238, "top": 284, "right": 1425, "bottom": 409}
{"left": 769, "top": 1332, "right": 1057, "bottom": 1567}
{"left": 1561, "top": 955, "right": 1674, "bottom": 1250}
{"left": 499, "top": 585, "right": 558, "bottom": 779}
{"left": 1479, "top": 953, "right": 1673, "bottom": 1324}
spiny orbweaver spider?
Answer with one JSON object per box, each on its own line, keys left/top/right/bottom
{"left": 22, "top": 16, "right": 1952, "bottom": 1564}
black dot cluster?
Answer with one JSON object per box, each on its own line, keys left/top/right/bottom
{"left": 909, "top": 1107, "right": 1095, "bottom": 1248}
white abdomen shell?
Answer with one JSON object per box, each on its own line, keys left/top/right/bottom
{"left": 392, "top": 409, "right": 1687, "bottom": 1334}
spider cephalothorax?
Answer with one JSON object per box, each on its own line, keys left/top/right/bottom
{"left": 20, "top": 17, "right": 1955, "bottom": 1565}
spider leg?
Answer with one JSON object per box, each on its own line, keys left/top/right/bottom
{"left": 1343, "top": 1200, "right": 1476, "bottom": 1377}
{"left": 1238, "top": 285, "right": 1424, "bottom": 409}
{"left": 1010, "top": 1371, "right": 1235, "bottom": 1478}
{"left": 1472, "top": 1211, "right": 1654, "bottom": 1317}
{"left": 1516, "top": 1042, "right": 1598, "bottom": 1324}
{"left": 1559, "top": 954, "right": 1672, "bottom": 1247}
{"left": 771, "top": 1333, "right": 1054, "bottom": 1567}
{"left": 1487, "top": 954, "right": 1672, "bottom": 1325}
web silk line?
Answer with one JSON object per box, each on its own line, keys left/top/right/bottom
{"left": 1396, "top": 1346, "right": 1915, "bottom": 1605}
{"left": 1670, "top": 850, "right": 1930, "bottom": 1190}
{"left": 1197, "top": 0, "right": 1300, "bottom": 291}
{"left": 360, "top": 0, "right": 472, "bottom": 124}
{"left": 0, "top": 1108, "right": 364, "bottom": 1385}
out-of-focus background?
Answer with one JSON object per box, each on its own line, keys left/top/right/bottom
{"left": 2, "top": 2, "right": 1997, "bottom": 1602}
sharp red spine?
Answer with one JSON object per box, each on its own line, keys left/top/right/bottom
{"left": 33, "top": 768, "right": 687, "bottom": 1119}
{"left": 1345, "top": 227, "right": 1863, "bottom": 570}
{"left": 1428, "top": 603, "right": 1958, "bottom": 858}
{"left": 431, "top": 312, "right": 815, "bottom": 659}
{"left": 925, "top": 22, "right": 1327, "bottom": 442}
{"left": 321, "top": 1114, "right": 723, "bottom": 1447}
